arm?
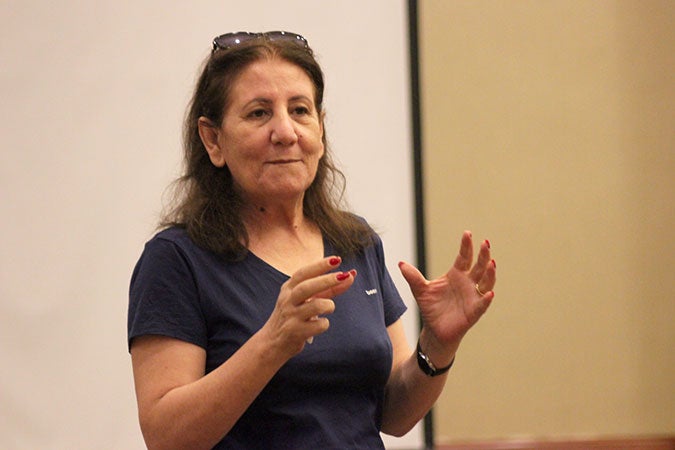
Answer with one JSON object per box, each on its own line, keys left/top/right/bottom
{"left": 130, "top": 257, "right": 357, "bottom": 450}
{"left": 381, "top": 320, "right": 450, "bottom": 436}
{"left": 131, "top": 331, "right": 288, "bottom": 450}
{"left": 381, "top": 231, "right": 497, "bottom": 436}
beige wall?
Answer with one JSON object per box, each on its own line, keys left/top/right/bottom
{"left": 420, "top": 0, "right": 674, "bottom": 443}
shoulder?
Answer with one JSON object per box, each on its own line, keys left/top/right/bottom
{"left": 133, "top": 227, "right": 214, "bottom": 279}
{"left": 349, "top": 214, "right": 383, "bottom": 247}
{"left": 346, "top": 213, "right": 381, "bottom": 239}
{"left": 334, "top": 214, "right": 385, "bottom": 263}
{"left": 145, "top": 226, "right": 209, "bottom": 258}
{"left": 152, "top": 226, "right": 191, "bottom": 246}
{"left": 132, "top": 227, "right": 192, "bottom": 278}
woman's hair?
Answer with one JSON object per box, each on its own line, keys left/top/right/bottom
{"left": 161, "top": 36, "right": 375, "bottom": 260}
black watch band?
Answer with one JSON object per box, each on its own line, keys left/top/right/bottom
{"left": 416, "top": 340, "right": 454, "bottom": 377}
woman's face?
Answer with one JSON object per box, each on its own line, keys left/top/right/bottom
{"left": 203, "top": 58, "right": 324, "bottom": 205}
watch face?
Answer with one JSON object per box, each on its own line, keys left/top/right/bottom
{"left": 416, "top": 346, "right": 436, "bottom": 376}
{"left": 416, "top": 341, "right": 454, "bottom": 376}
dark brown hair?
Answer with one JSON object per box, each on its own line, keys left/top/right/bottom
{"left": 161, "top": 36, "right": 374, "bottom": 260}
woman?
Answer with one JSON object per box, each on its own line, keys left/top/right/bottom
{"left": 128, "top": 31, "right": 496, "bottom": 450}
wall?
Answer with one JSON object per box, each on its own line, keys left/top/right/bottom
{"left": 419, "top": 0, "right": 675, "bottom": 443}
{"left": 0, "top": 1, "right": 420, "bottom": 448}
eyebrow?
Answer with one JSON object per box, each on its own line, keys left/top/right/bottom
{"left": 243, "top": 95, "right": 313, "bottom": 108}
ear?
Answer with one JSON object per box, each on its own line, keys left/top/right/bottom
{"left": 197, "top": 117, "right": 227, "bottom": 168}
{"left": 318, "top": 110, "right": 326, "bottom": 156}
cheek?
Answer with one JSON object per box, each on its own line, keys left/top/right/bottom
{"left": 302, "top": 127, "right": 325, "bottom": 156}
{"left": 221, "top": 134, "right": 262, "bottom": 165}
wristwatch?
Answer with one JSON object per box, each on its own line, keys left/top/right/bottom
{"left": 416, "top": 340, "right": 454, "bottom": 377}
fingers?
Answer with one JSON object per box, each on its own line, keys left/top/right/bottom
{"left": 302, "top": 296, "right": 338, "bottom": 344}
{"left": 282, "top": 256, "right": 352, "bottom": 302}
{"left": 398, "top": 260, "right": 428, "bottom": 298}
{"left": 279, "top": 256, "right": 357, "bottom": 311}
{"left": 476, "top": 258, "right": 497, "bottom": 298}
{"left": 313, "top": 270, "right": 358, "bottom": 299}
{"left": 452, "top": 230, "right": 474, "bottom": 272}
{"left": 269, "top": 257, "right": 356, "bottom": 349}
{"left": 469, "top": 239, "right": 492, "bottom": 282}
{"left": 301, "top": 297, "right": 336, "bottom": 319}
{"left": 286, "top": 256, "right": 343, "bottom": 290}
{"left": 289, "top": 269, "right": 357, "bottom": 306}
{"left": 473, "top": 286, "right": 495, "bottom": 319}
{"left": 454, "top": 231, "right": 497, "bottom": 298}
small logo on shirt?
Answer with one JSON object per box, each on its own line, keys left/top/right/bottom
{"left": 365, "top": 289, "right": 378, "bottom": 296}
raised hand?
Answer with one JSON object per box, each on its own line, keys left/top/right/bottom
{"left": 261, "top": 256, "right": 357, "bottom": 358}
{"left": 398, "top": 231, "right": 496, "bottom": 349}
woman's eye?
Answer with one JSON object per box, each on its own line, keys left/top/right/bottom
{"left": 248, "top": 109, "right": 268, "bottom": 119}
{"left": 292, "top": 106, "right": 310, "bottom": 115}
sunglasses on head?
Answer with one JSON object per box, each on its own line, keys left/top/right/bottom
{"left": 212, "top": 31, "right": 310, "bottom": 52}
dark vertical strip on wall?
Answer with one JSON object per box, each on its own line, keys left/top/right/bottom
{"left": 407, "top": 1, "right": 433, "bottom": 449}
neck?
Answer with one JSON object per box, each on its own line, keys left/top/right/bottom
{"left": 241, "top": 196, "right": 324, "bottom": 274}
{"left": 241, "top": 195, "right": 307, "bottom": 238}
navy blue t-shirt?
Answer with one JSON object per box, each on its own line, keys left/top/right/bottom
{"left": 128, "top": 226, "right": 407, "bottom": 449}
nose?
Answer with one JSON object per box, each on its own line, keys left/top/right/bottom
{"left": 270, "top": 112, "right": 298, "bottom": 146}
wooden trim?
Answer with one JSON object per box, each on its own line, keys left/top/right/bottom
{"left": 437, "top": 435, "right": 675, "bottom": 450}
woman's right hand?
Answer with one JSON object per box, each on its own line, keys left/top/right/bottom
{"left": 260, "top": 256, "right": 357, "bottom": 358}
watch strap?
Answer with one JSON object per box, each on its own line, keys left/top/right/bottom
{"left": 416, "top": 339, "right": 455, "bottom": 377}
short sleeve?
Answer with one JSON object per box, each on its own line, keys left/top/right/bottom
{"left": 127, "top": 236, "right": 208, "bottom": 350}
{"left": 372, "top": 235, "right": 407, "bottom": 326}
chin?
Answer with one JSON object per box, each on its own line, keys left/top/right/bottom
{"left": 257, "top": 182, "right": 310, "bottom": 199}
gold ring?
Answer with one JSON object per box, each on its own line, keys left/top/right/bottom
{"left": 475, "top": 284, "right": 487, "bottom": 296}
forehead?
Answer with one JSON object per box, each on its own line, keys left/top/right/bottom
{"left": 229, "top": 58, "right": 315, "bottom": 102}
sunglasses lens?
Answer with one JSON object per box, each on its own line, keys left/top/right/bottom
{"left": 212, "top": 31, "right": 309, "bottom": 51}
{"left": 266, "top": 31, "right": 309, "bottom": 48}
{"left": 213, "top": 32, "right": 254, "bottom": 50}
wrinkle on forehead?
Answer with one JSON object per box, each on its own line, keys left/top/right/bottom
{"left": 226, "top": 59, "right": 317, "bottom": 112}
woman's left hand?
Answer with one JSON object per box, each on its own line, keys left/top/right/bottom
{"left": 398, "top": 231, "right": 496, "bottom": 353}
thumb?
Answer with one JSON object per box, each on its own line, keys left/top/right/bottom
{"left": 397, "top": 261, "right": 428, "bottom": 297}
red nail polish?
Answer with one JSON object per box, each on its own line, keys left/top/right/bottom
{"left": 329, "top": 257, "right": 341, "bottom": 266}
{"left": 491, "top": 259, "right": 496, "bottom": 268}
{"left": 485, "top": 239, "right": 491, "bottom": 249}
{"left": 336, "top": 272, "right": 350, "bottom": 281}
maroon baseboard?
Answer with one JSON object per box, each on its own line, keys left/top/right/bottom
{"left": 437, "top": 435, "right": 675, "bottom": 450}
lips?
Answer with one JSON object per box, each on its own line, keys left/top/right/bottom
{"left": 267, "top": 159, "right": 301, "bottom": 164}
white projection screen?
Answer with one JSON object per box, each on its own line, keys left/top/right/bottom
{"left": 0, "top": 1, "right": 420, "bottom": 448}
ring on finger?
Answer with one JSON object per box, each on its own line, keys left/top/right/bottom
{"left": 475, "top": 283, "right": 487, "bottom": 297}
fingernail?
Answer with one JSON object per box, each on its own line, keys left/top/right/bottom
{"left": 329, "top": 257, "right": 341, "bottom": 266}
{"left": 349, "top": 269, "right": 357, "bottom": 277}
{"left": 485, "top": 239, "right": 491, "bottom": 249}
{"left": 491, "top": 259, "right": 496, "bottom": 268}
{"left": 336, "top": 272, "right": 350, "bottom": 281}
